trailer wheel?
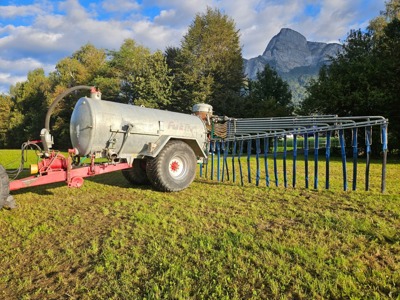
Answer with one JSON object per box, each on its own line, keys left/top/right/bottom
{"left": 0, "top": 164, "right": 16, "bottom": 209}
{"left": 146, "top": 140, "right": 196, "bottom": 192}
{"left": 122, "top": 159, "right": 150, "bottom": 185}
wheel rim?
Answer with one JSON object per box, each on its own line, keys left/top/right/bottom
{"left": 168, "top": 156, "right": 187, "bottom": 179}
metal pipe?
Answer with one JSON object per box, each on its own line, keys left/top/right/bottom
{"left": 224, "top": 115, "right": 388, "bottom": 142}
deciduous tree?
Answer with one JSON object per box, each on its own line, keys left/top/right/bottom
{"left": 7, "top": 69, "right": 51, "bottom": 147}
{"left": 108, "top": 39, "right": 172, "bottom": 108}
{"left": 0, "top": 94, "right": 12, "bottom": 147}
{"left": 300, "top": 8, "right": 400, "bottom": 153}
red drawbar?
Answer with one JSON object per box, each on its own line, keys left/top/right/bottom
{"left": 9, "top": 152, "right": 130, "bottom": 191}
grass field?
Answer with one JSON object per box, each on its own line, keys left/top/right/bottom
{"left": 0, "top": 149, "right": 399, "bottom": 299}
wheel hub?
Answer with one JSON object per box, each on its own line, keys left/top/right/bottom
{"left": 169, "top": 157, "right": 185, "bottom": 179}
{"left": 170, "top": 161, "right": 180, "bottom": 172}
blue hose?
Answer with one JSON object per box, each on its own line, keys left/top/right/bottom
{"left": 238, "top": 140, "right": 244, "bottom": 186}
{"left": 247, "top": 139, "right": 252, "bottom": 183}
{"left": 232, "top": 140, "right": 237, "bottom": 183}
{"left": 222, "top": 141, "right": 230, "bottom": 182}
{"left": 381, "top": 125, "right": 388, "bottom": 193}
{"left": 216, "top": 141, "right": 221, "bottom": 181}
{"left": 325, "top": 131, "right": 331, "bottom": 189}
{"left": 352, "top": 128, "right": 358, "bottom": 191}
{"left": 210, "top": 141, "right": 215, "bottom": 180}
{"left": 273, "top": 136, "right": 278, "bottom": 187}
{"left": 365, "top": 127, "right": 372, "bottom": 191}
{"left": 264, "top": 137, "right": 270, "bottom": 187}
{"left": 283, "top": 135, "right": 287, "bottom": 188}
{"left": 304, "top": 134, "right": 309, "bottom": 189}
{"left": 314, "top": 133, "right": 319, "bottom": 189}
{"left": 256, "top": 138, "right": 261, "bottom": 186}
{"left": 293, "top": 134, "right": 297, "bottom": 188}
{"left": 339, "top": 129, "right": 347, "bottom": 191}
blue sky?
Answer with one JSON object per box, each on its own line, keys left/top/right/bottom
{"left": 0, "top": 0, "right": 386, "bottom": 93}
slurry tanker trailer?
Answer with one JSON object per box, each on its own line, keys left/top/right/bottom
{"left": 0, "top": 86, "right": 211, "bottom": 208}
{"left": 0, "top": 86, "right": 389, "bottom": 209}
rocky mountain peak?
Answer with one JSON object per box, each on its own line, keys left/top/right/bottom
{"left": 262, "top": 28, "right": 311, "bottom": 72}
{"left": 245, "top": 28, "right": 342, "bottom": 78}
{"left": 244, "top": 28, "right": 343, "bottom": 103}
{"left": 263, "top": 28, "right": 307, "bottom": 55}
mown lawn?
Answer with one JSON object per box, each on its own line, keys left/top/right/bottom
{"left": 0, "top": 149, "right": 399, "bottom": 299}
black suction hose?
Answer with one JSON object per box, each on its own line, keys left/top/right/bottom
{"left": 45, "top": 85, "right": 93, "bottom": 131}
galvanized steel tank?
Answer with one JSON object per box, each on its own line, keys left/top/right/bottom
{"left": 70, "top": 96, "right": 207, "bottom": 160}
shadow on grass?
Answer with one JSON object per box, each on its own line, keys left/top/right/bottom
{"left": 9, "top": 170, "right": 153, "bottom": 197}
{"left": 10, "top": 182, "right": 65, "bottom": 196}
{"left": 84, "top": 171, "right": 154, "bottom": 191}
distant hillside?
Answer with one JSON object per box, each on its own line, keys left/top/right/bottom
{"left": 244, "top": 28, "right": 343, "bottom": 105}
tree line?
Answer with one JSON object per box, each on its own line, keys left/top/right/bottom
{"left": 300, "top": 0, "right": 400, "bottom": 154}
{"left": 0, "top": 2, "right": 399, "bottom": 154}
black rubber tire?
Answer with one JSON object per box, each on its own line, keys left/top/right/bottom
{"left": 146, "top": 140, "right": 196, "bottom": 192}
{"left": 0, "top": 164, "right": 10, "bottom": 209}
{"left": 122, "top": 159, "right": 150, "bottom": 185}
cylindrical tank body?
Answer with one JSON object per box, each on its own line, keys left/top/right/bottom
{"left": 70, "top": 97, "right": 207, "bottom": 158}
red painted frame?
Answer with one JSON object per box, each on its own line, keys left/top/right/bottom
{"left": 9, "top": 153, "right": 131, "bottom": 191}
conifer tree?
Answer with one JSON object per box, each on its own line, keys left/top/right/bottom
{"left": 175, "top": 7, "right": 244, "bottom": 114}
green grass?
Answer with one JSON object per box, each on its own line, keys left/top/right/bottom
{"left": 0, "top": 149, "right": 399, "bottom": 299}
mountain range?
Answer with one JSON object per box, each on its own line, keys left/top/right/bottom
{"left": 244, "top": 28, "right": 343, "bottom": 104}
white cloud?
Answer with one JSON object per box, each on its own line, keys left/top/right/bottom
{"left": 218, "top": 0, "right": 304, "bottom": 58}
{"left": 154, "top": 9, "right": 176, "bottom": 25}
{"left": 0, "top": 57, "right": 55, "bottom": 94}
{"left": 0, "top": 57, "right": 53, "bottom": 74}
{"left": 101, "top": 0, "right": 141, "bottom": 13}
{"left": 58, "top": 0, "right": 91, "bottom": 21}
{"left": 0, "top": 0, "right": 388, "bottom": 94}
{"left": 151, "top": 0, "right": 213, "bottom": 27}
{"left": 0, "top": 73, "right": 27, "bottom": 91}
{"left": 0, "top": 4, "right": 43, "bottom": 18}
{"left": 0, "top": 24, "right": 65, "bottom": 61}
{"left": 216, "top": 0, "right": 385, "bottom": 58}
{"left": 289, "top": 0, "right": 381, "bottom": 44}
